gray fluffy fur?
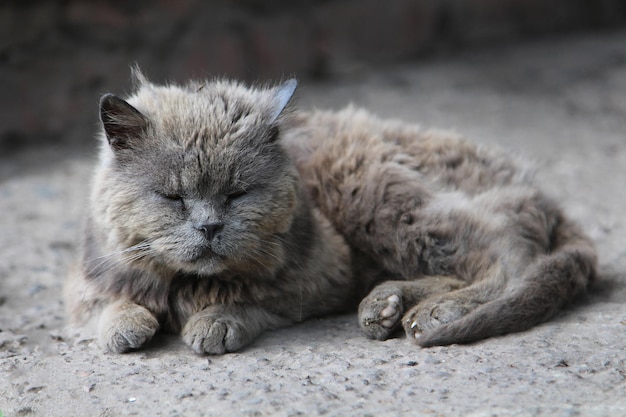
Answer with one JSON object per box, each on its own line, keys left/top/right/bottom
{"left": 65, "top": 70, "right": 597, "bottom": 354}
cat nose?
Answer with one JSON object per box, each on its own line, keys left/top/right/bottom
{"left": 195, "top": 222, "right": 223, "bottom": 241}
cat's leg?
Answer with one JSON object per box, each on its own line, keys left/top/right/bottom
{"left": 182, "top": 304, "right": 287, "bottom": 355}
{"left": 405, "top": 226, "right": 596, "bottom": 346}
{"left": 359, "top": 276, "right": 466, "bottom": 340}
{"left": 98, "top": 300, "right": 160, "bottom": 353}
{"left": 402, "top": 278, "right": 502, "bottom": 341}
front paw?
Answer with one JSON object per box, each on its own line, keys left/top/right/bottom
{"left": 182, "top": 312, "right": 250, "bottom": 355}
{"left": 359, "top": 289, "right": 403, "bottom": 340}
{"left": 99, "top": 303, "right": 159, "bottom": 353}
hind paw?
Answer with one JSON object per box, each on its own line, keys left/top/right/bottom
{"left": 359, "top": 290, "right": 403, "bottom": 340}
{"left": 402, "top": 299, "right": 469, "bottom": 341}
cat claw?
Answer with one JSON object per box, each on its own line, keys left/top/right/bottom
{"left": 404, "top": 318, "right": 422, "bottom": 340}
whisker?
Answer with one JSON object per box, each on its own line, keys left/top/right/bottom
{"left": 85, "top": 239, "right": 155, "bottom": 275}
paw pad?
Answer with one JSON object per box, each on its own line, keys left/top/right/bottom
{"left": 379, "top": 294, "right": 401, "bottom": 328}
{"left": 359, "top": 292, "right": 403, "bottom": 340}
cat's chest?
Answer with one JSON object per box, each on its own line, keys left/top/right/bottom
{"left": 119, "top": 271, "right": 278, "bottom": 332}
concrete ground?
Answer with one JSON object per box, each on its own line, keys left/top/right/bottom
{"left": 2, "top": 30, "right": 626, "bottom": 417}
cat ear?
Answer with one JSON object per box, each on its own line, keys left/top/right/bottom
{"left": 99, "top": 94, "right": 148, "bottom": 150}
{"left": 269, "top": 79, "right": 297, "bottom": 123}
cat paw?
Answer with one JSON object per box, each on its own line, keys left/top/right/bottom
{"left": 402, "top": 299, "right": 469, "bottom": 341}
{"left": 182, "top": 313, "right": 249, "bottom": 355}
{"left": 359, "top": 291, "right": 403, "bottom": 340}
{"left": 99, "top": 304, "right": 159, "bottom": 353}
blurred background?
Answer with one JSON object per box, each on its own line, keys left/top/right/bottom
{"left": 2, "top": 0, "right": 626, "bottom": 154}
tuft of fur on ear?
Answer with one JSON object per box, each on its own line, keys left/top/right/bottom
{"left": 99, "top": 94, "right": 148, "bottom": 151}
{"left": 269, "top": 79, "right": 297, "bottom": 124}
{"left": 130, "top": 64, "right": 149, "bottom": 90}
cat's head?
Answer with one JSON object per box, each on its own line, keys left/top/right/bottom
{"left": 93, "top": 69, "right": 300, "bottom": 276}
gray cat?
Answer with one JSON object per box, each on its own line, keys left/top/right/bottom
{"left": 65, "top": 69, "right": 597, "bottom": 354}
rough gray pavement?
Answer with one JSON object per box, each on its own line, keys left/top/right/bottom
{"left": 2, "top": 30, "right": 626, "bottom": 417}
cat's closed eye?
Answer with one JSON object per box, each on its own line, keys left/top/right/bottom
{"left": 156, "top": 191, "right": 186, "bottom": 209}
{"left": 226, "top": 190, "right": 248, "bottom": 204}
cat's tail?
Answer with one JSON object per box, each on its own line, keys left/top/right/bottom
{"left": 417, "top": 216, "right": 597, "bottom": 347}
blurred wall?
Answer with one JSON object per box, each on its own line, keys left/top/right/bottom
{"left": 2, "top": 0, "right": 626, "bottom": 152}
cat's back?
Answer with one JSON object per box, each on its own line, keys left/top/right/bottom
{"left": 282, "top": 106, "right": 533, "bottom": 196}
